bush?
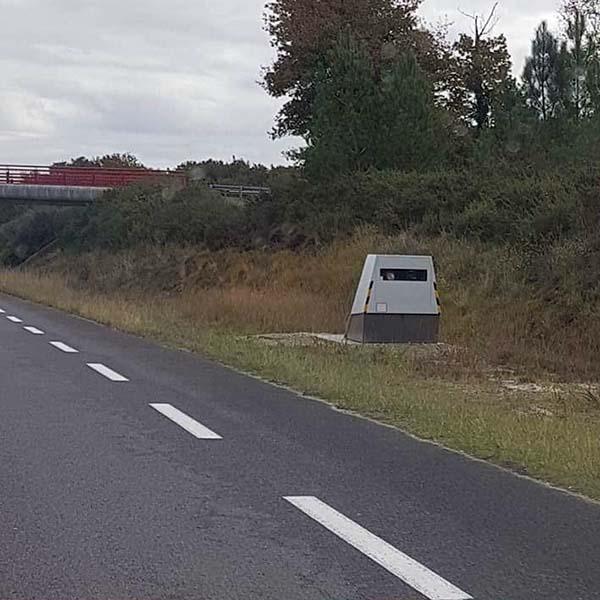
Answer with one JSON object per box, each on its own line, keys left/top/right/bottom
{"left": 67, "top": 183, "right": 248, "bottom": 251}
{"left": 0, "top": 202, "right": 26, "bottom": 227}
{"left": 1, "top": 164, "right": 597, "bottom": 263}
{"left": 0, "top": 207, "right": 82, "bottom": 266}
{"left": 260, "top": 166, "right": 595, "bottom": 248}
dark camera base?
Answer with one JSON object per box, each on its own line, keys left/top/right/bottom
{"left": 346, "top": 313, "right": 440, "bottom": 344}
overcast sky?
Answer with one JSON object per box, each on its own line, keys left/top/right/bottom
{"left": 0, "top": 0, "right": 561, "bottom": 168}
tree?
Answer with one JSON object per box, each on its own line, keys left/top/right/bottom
{"left": 558, "top": 5, "right": 600, "bottom": 118}
{"left": 561, "top": 0, "right": 600, "bottom": 38}
{"left": 54, "top": 154, "right": 145, "bottom": 169}
{"left": 302, "top": 32, "right": 380, "bottom": 178}
{"left": 480, "top": 78, "right": 535, "bottom": 157}
{"left": 377, "top": 52, "right": 444, "bottom": 170}
{"left": 448, "top": 4, "right": 513, "bottom": 130}
{"left": 95, "top": 153, "right": 145, "bottom": 169}
{"left": 588, "top": 44, "right": 600, "bottom": 111}
{"left": 263, "top": 0, "right": 446, "bottom": 138}
{"left": 566, "top": 8, "right": 589, "bottom": 118}
{"left": 177, "top": 159, "right": 273, "bottom": 186}
{"left": 302, "top": 32, "right": 443, "bottom": 178}
{"left": 523, "top": 22, "right": 563, "bottom": 119}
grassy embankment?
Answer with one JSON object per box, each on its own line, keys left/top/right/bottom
{"left": 1, "top": 230, "right": 599, "bottom": 498}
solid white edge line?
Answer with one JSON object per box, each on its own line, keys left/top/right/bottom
{"left": 6, "top": 316, "right": 23, "bottom": 323}
{"left": 284, "top": 496, "right": 472, "bottom": 600}
{"left": 49, "top": 341, "right": 79, "bottom": 353}
{"left": 87, "top": 363, "right": 129, "bottom": 382}
{"left": 150, "top": 404, "right": 222, "bottom": 440}
{"left": 23, "top": 326, "right": 45, "bottom": 335}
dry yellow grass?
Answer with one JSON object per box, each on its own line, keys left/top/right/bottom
{"left": 31, "top": 230, "right": 600, "bottom": 380}
{"left": 2, "top": 230, "right": 600, "bottom": 498}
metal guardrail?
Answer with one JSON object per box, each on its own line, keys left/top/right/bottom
{"left": 208, "top": 183, "right": 271, "bottom": 197}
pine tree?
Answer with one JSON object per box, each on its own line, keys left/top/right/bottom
{"left": 523, "top": 22, "right": 563, "bottom": 119}
{"left": 489, "top": 78, "right": 535, "bottom": 149}
{"left": 303, "top": 32, "right": 380, "bottom": 178}
{"left": 588, "top": 44, "right": 600, "bottom": 111}
{"left": 378, "top": 53, "right": 443, "bottom": 170}
{"left": 561, "top": 0, "right": 600, "bottom": 39}
{"left": 559, "top": 6, "right": 600, "bottom": 118}
{"left": 303, "top": 33, "right": 443, "bottom": 178}
{"left": 566, "top": 9, "right": 589, "bottom": 118}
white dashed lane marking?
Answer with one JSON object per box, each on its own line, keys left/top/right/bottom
{"left": 87, "top": 363, "right": 129, "bottom": 382}
{"left": 150, "top": 404, "right": 222, "bottom": 440}
{"left": 284, "top": 496, "right": 472, "bottom": 600}
{"left": 0, "top": 308, "right": 5, "bottom": 313}
{"left": 23, "top": 326, "right": 45, "bottom": 335}
{"left": 6, "top": 316, "right": 23, "bottom": 323}
{"left": 49, "top": 341, "right": 79, "bottom": 354}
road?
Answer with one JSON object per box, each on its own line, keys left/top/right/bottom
{"left": 1, "top": 292, "right": 599, "bottom": 600}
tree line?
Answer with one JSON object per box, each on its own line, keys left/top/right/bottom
{"left": 4, "top": 0, "right": 600, "bottom": 266}
{"left": 263, "top": 0, "right": 600, "bottom": 177}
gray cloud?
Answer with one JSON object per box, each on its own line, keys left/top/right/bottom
{"left": 0, "top": 0, "right": 562, "bottom": 168}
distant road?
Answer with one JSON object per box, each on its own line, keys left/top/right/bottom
{"left": 1, "top": 292, "right": 599, "bottom": 599}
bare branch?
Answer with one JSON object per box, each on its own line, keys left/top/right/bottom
{"left": 458, "top": 8, "right": 477, "bottom": 35}
{"left": 480, "top": 2, "right": 499, "bottom": 37}
{"left": 459, "top": 3, "right": 500, "bottom": 40}
{"left": 458, "top": 8, "right": 477, "bottom": 20}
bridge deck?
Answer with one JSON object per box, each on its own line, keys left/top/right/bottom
{"left": 0, "top": 184, "right": 109, "bottom": 205}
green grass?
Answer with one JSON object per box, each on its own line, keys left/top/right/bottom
{"left": 204, "top": 335, "right": 600, "bottom": 495}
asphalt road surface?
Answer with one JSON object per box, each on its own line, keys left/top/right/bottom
{"left": 1, "top": 292, "right": 599, "bottom": 600}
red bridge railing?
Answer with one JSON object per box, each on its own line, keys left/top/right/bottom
{"left": 0, "top": 164, "right": 187, "bottom": 189}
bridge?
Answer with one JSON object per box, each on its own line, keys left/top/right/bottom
{"left": 0, "top": 164, "right": 186, "bottom": 205}
{"left": 0, "top": 164, "right": 270, "bottom": 205}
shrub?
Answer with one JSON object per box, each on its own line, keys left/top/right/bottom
{"left": 2, "top": 164, "right": 597, "bottom": 262}
{"left": 67, "top": 183, "right": 248, "bottom": 251}
{"left": 262, "top": 166, "right": 595, "bottom": 248}
{"left": 0, "top": 208, "right": 82, "bottom": 266}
